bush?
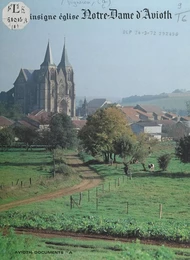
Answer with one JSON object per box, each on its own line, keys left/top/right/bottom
{"left": 55, "top": 164, "right": 75, "bottom": 175}
{"left": 0, "top": 228, "right": 39, "bottom": 260}
{"left": 175, "top": 136, "right": 190, "bottom": 163}
{"left": 54, "top": 148, "right": 67, "bottom": 164}
{"left": 158, "top": 154, "right": 171, "bottom": 171}
{"left": 121, "top": 242, "right": 175, "bottom": 260}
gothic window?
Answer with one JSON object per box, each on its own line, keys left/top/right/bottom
{"left": 59, "top": 85, "right": 65, "bottom": 96}
{"left": 59, "top": 99, "right": 67, "bottom": 114}
{"left": 67, "top": 69, "right": 71, "bottom": 81}
{"left": 50, "top": 69, "right": 55, "bottom": 80}
{"left": 52, "top": 87, "right": 55, "bottom": 98}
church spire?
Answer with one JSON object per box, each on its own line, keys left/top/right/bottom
{"left": 41, "top": 41, "right": 55, "bottom": 67}
{"left": 58, "top": 38, "right": 71, "bottom": 68}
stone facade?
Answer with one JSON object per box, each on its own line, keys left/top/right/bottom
{"left": 12, "top": 41, "right": 75, "bottom": 116}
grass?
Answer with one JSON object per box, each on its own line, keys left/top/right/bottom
{"left": 121, "top": 95, "right": 190, "bottom": 111}
{"left": 1, "top": 142, "right": 189, "bottom": 221}
{"left": 40, "top": 237, "right": 190, "bottom": 260}
{"left": 0, "top": 149, "right": 81, "bottom": 205}
{"left": 0, "top": 142, "right": 189, "bottom": 258}
{"left": 1, "top": 230, "right": 190, "bottom": 260}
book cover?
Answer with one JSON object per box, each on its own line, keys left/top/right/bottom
{"left": 0, "top": 1, "right": 190, "bottom": 259}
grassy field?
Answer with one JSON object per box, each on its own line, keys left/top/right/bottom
{"left": 0, "top": 142, "right": 189, "bottom": 259}
{"left": 121, "top": 95, "right": 190, "bottom": 111}
{"left": 0, "top": 149, "right": 81, "bottom": 204}
{"left": 4, "top": 230, "right": 189, "bottom": 260}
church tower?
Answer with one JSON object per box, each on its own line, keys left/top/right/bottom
{"left": 13, "top": 40, "right": 76, "bottom": 116}
{"left": 57, "top": 39, "right": 75, "bottom": 117}
{"left": 37, "top": 41, "right": 57, "bottom": 112}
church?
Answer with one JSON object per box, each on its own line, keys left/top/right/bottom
{"left": 6, "top": 40, "right": 76, "bottom": 117}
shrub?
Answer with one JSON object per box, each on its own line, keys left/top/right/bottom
{"left": 55, "top": 164, "right": 75, "bottom": 175}
{"left": 158, "top": 154, "right": 171, "bottom": 171}
{"left": 175, "top": 136, "right": 190, "bottom": 163}
{"left": 0, "top": 228, "right": 39, "bottom": 260}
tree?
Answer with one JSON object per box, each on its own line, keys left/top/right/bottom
{"left": 175, "top": 136, "right": 190, "bottom": 163}
{"left": 186, "top": 100, "right": 190, "bottom": 116}
{"left": 38, "top": 128, "right": 53, "bottom": 149}
{"left": 169, "top": 122, "right": 190, "bottom": 141}
{"left": 0, "top": 127, "right": 14, "bottom": 150}
{"left": 0, "top": 102, "right": 23, "bottom": 119}
{"left": 115, "top": 133, "right": 158, "bottom": 170}
{"left": 13, "top": 126, "right": 39, "bottom": 150}
{"left": 158, "top": 154, "right": 171, "bottom": 171}
{"left": 113, "top": 134, "right": 136, "bottom": 162}
{"left": 49, "top": 113, "right": 77, "bottom": 149}
{"left": 78, "top": 107, "right": 134, "bottom": 163}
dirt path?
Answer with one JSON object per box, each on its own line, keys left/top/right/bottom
{"left": 15, "top": 228, "right": 190, "bottom": 249}
{"left": 0, "top": 153, "right": 102, "bottom": 212}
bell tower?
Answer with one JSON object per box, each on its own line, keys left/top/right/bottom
{"left": 37, "top": 41, "right": 57, "bottom": 112}
{"left": 57, "top": 38, "right": 75, "bottom": 117}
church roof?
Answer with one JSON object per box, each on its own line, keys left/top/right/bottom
{"left": 58, "top": 40, "right": 71, "bottom": 68}
{"left": 41, "top": 41, "right": 55, "bottom": 67}
{"left": 88, "top": 98, "right": 107, "bottom": 108}
{"left": 22, "top": 69, "right": 34, "bottom": 81}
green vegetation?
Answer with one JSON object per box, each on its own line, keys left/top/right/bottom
{"left": 0, "top": 229, "right": 40, "bottom": 260}
{"left": 48, "top": 113, "right": 78, "bottom": 149}
{"left": 0, "top": 128, "right": 14, "bottom": 151}
{"left": 0, "top": 103, "right": 23, "bottom": 120}
{"left": 121, "top": 94, "right": 190, "bottom": 115}
{"left": 0, "top": 142, "right": 189, "bottom": 243}
{"left": 78, "top": 107, "right": 156, "bottom": 166}
{"left": 2, "top": 229, "right": 185, "bottom": 260}
{"left": 79, "top": 106, "right": 134, "bottom": 162}
{"left": 176, "top": 136, "right": 190, "bottom": 163}
{"left": 158, "top": 154, "right": 171, "bottom": 171}
{"left": 41, "top": 237, "right": 190, "bottom": 260}
{"left": 0, "top": 212, "right": 189, "bottom": 243}
{"left": 0, "top": 149, "right": 81, "bottom": 204}
{"left": 0, "top": 141, "right": 189, "bottom": 258}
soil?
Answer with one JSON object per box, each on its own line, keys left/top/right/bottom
{"left": 0, "top": 153, "right": 102, "bottom": 212}
{"left": 15, "top": 228, "right": 190, "bottom": 249}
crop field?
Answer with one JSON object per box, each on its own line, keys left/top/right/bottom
{"left": 0, "top": 142, "right": 190, "bottom": 259}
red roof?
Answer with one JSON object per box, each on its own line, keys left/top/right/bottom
{"left": 16, "top": 120, "right": 37, "bottom": 129}
{"left": 120, "top": 107, "right": 139, "bottom": 123}
{"left": 28, "top": 110, "right": 52, "bottom": 124}
{"left": 0, "top": 116, "right": 14, "bottom": 127}
{"left": 72, "top": 120, "right": 86, "bottom": 129}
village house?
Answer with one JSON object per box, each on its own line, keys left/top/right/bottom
{"left": 0, "top": 116, "right": 14, "bottom": 129}
{"left": 131, "top": 121, "right": 162, "bottom": 141}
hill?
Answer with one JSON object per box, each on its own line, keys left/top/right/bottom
{"left": 121, "top": 92, "right": 190, "bottom": 115}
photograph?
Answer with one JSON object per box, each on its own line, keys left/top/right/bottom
{"left": 0, "top": 0, "right": 190, "bottom": 259}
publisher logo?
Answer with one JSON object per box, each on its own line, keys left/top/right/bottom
{"left": 2, "top": 2, "right": 30, "bottom": 30}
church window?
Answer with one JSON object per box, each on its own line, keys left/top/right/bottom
{"left": 50, "top": 69, "right": 55, "bottom": 80}
{"left": 67, "top": 69, "right": 71, "bottom": 81}
{"left": 52, "top": 87, "right": 55, "bottom": 98}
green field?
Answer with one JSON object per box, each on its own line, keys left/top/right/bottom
{"left": 0, "top": 143, "right": 190, "bottom": 259}
{"left": 3, "top": 230, "right": 189, "bottom": 260}
{"left": 121, "top": 95, "right": 190, "bottom": 111}
{"left": 0, "top": 149, "right": 81, "bottom": 204}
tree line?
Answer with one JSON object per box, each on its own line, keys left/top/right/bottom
{"left": 0, "top": 113, "right": 77, "bottom": 151}
{"left": 0, "top": 106, "right": 190, "bottom": 166}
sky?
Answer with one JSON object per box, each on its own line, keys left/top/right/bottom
{"left": 1, "top": 0, "right": 190, "bottom": 101}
